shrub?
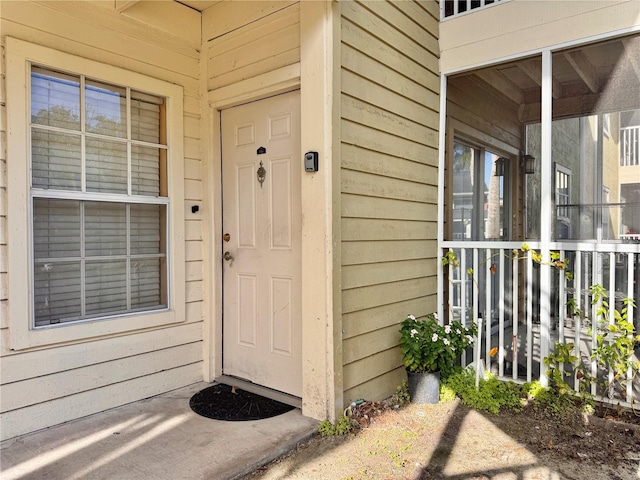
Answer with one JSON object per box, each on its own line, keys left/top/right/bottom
{"left": 442, "top": 367, "right": 524, "bottom": 414}
{"left": 400, "top": 313, "right": 477, "bottom": 377}
{"left": 318, "top": 416, "right": 353, "bottom": 436}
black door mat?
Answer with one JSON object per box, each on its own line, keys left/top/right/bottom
{"left": 189, "top": 384, "right": 295, "bottom": 421}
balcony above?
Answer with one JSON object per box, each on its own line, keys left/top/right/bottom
{"left": 439, "top": 1, "right": 640, "bottom": 74}
{"left": 441, "top": 0, "right": 507, "bottom": 20}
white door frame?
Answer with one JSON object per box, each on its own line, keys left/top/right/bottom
{"left": 202, "top": 2, "right": 342, "bottom": 422}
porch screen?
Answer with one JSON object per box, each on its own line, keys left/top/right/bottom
{"left": 30, "top": 67, "right": 168, "bottom": 327}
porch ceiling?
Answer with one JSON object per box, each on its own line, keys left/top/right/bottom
{"left": 175, "top": 0, "right": 221, "bottom": 12}
{"left": 117, "top": 0, "right": 220, "bottom": 13}
{"left": 453, "top": 34, "right": 640, "bottom": 123}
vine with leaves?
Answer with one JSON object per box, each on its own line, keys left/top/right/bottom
{"left": 442, "top": 244, "right": 640, "bottom": 407}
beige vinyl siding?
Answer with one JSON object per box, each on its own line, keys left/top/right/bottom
{"left": 0, "top": 1, "right": 203, "bottom": 440}
{"left": 205, "top": 1, "right": 300, "bottom": 92}
{"left": 447, "top": 75, "right": 522, "bottom": 151}
{"left": 340, "top": 0, "right": 439, "bottom": 403}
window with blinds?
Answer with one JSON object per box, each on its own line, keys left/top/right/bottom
{"left": 30, "top": 66, "right": 169, "bottom": 327}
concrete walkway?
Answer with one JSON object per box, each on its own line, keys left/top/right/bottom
{"left": 0, "top": 382, "right": 318, "bottom": 480}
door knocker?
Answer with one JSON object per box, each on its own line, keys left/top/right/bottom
{"left": 257, "top": 161, "right": 266, "bottom": 188}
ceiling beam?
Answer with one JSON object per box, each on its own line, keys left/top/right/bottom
{"left": 518, "top": 60, "right": 563, "bottom": 100}
{"left": 622, "top": 36, "right": 640, "bottom": 82}
{"left": 564, "top": 50, "right": 600, "bottom": 94}
{"left": 520, "top": 84, "right": 640, "bottom": 124}
{"left": 115, "top": 0, "right": 140, "bottom": 13}
{"left": 474, "top": 68, "right": 525, "bottom": 106}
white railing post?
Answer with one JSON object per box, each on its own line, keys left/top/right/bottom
{"left": 475, "top": 314, "right": 483, "bottom": 389}
{"left": 469, "top": 248, "right": 479, "bottom": 368}
{"left": 626, "top": 252, "right": 635, "bottom": 403}
{"left": 608, "top": 252, "right": 616, "bottom": 393}
{"left": 559, "top": 250, "right": 566, "bottom": 344}
{"left": 498, "top": 248, "right": 505, "bottom": 377}
{"left": 574, "top": 253, "right": 582, "bottom": 389}
{"left": 461, "top": 248, "right": 468, "bottom": 327}
{"left": 485, "top": 248, "right": 492, "bottom": 368}
{"left": 512, "top": 251, "right": 519, "bottom": 380}
{"left": 526, "top": 250, "right": 533, "bottom": 382}
{"left": 591, "top": 251, "right": 600, "bottom": 396}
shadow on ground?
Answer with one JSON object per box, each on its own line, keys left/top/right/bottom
{"left": 242, "top": 399, "right": 640, "bottom": 480}
{"left": 0, "top": 383, "right": 318, "bottom": 480}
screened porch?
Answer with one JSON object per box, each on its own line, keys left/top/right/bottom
{"left": 438, "top": 32, "right": 640, "bottom": 407}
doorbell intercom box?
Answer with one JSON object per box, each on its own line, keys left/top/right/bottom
{"left": 304, "top": 151, "right": 318, "bottom": 172}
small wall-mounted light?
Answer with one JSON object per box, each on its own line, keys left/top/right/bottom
{"left": 522, "top": 154, "right": 536, "bottom": 175}
{"left": 494, "top": 157, "right": 508, "bottom": 177}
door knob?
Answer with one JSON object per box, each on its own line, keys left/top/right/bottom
{"left": 223, "top": 251, "right": 234, "bottom": 266}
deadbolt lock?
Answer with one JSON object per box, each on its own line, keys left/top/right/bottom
{"left": 223, "top": 233, "right": 231, "bottom": 242}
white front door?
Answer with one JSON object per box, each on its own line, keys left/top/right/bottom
{"left": 221, "top": 91, "right": 302, "bottom": 397}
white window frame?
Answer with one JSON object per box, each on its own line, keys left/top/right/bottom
{"left": 449, "top": 123, "right": 516, "bottom": 242}
{"left": 554, "top": 163, "right": 572, "bottom": 240}
{"left": 6, "top": 37, "right": 185, "bottom": 350}
{"left": 603, "top": 113, "right": 611, "bottom": 138}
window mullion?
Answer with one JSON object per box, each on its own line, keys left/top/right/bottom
{"left": 126, "top": 203, "right": 132, "bottom": 311}
{"left": 80, "top": 75, "right": 87, "bottom": 194}
{"left": 80, "top": 201, "right": 86, "bottom": 318}
{"left": 126, "top": 87, "right": 133, "bottom": 311}
{"left": 127, "top": 86, "right": 132, "bottom": 197}
{"left": 80, "top": 74, "right": 87, "bottom": 318}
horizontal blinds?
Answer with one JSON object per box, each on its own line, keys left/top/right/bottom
{"left": 132, "top": 145, "right": 161, "bottom": 196}
{"left": 85, "top": 138, "right": 128, "bottom": 194}
{"left": 33, "top": 198, "right": 81, "bottom": 259}
{"left": 33, "top": 199, "right": 167, "bottom": 326}
{"left": 85, "top": 202, "right": 127, "bottom": 256}
{"left": 131, "top": 204, "right": 163, "bottom": 254}
{"left": 34, "top": 262, "right": 82, "bottom": 326}
{"left": 32, "top": 131, "right": 82, "bottom": 191}
{"left": 30, "top": 66, "right": 168, "bottom": 327}
{"left": 85, "top": 260, "right": 127, "bottom": 317}
{"left": 131, "top": 91, "right": 162, "bottom": 143}
{"left": 131, "top": 258, "right": 164, "bottom": 310}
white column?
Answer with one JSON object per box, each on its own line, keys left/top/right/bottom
{"left": 539, "top": 50, "right": 553, "bottom": 386}
{"left": 437, "top": 75, "right": 448, "bottom": 324}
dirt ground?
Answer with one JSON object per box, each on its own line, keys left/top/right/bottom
{"left": 241, "top": 398, "right": 640, "bottom": 480}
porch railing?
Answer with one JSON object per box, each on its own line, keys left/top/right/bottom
{"left": 441, "top": 0, "right": 507, "bottom": 20}
{"left": 621, "top": 125, "right": 640, "bottom": 167}
{"left": 441, "top": 241, "right": 640, "bottom": 407}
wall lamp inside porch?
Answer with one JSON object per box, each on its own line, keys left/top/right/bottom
{"left": 521, "top": 154, "right": 536, "bottom": 175}
{"left": 494, "top": 157, "right": 508, "bottom": 177}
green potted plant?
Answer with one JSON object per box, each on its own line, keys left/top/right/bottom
{"left": 399, "top": 313, "right": 477, "bottom": 403}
